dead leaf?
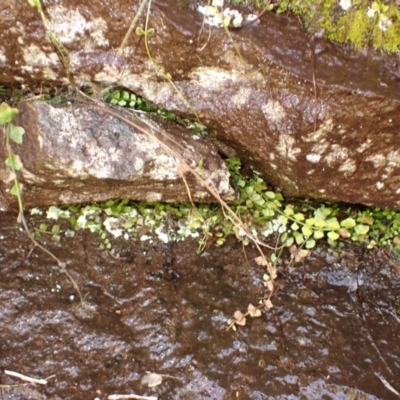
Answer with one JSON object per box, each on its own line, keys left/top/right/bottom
{"left": 3, "top": 169, "right": 16, "bottom": 184}
{"left": 254, "top": 256, "right": 267, "bottom": 266}
{"left": 269, "top": 265, "right": 277, "bottom": 280}
{"left": 141, "top": 372, "right": 163, "bottom": 388}
{"left": 339, "top": 228, "right": 351, "bottom": 239}
{"left": 247, "top": 304, "right": 262, "bottom": 318}
{"left": 263, "top": 299, "right": 274, "bottom": 309}
{"left": 233, "top": 310, "right": 246, "bottom": 326}
{"left": 295, "top": 249, "right": 309, "bottom": 263}
{"left": 264, "top": 280, "right": 274, "bottom": 291}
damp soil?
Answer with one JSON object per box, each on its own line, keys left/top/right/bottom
{"left": 1, "top": 212, "right": 400, "bottom": 400}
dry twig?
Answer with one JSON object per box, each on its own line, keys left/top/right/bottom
{"left": 4, "top": 369, "right": 47, "bottom": 385}
{"left": 108, "top": 394, "right": 157, "bottom": 400}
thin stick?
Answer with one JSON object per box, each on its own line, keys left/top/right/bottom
{"left": 4, "top": 369, "right": 47, "bottom": 385}
{"left": 310, "top": 33, "right": 318, "bottom": 132}
{"left": 114, "top": 0, "right": 149, "bottom": 64}
{"left": 108, "top": 394, "right": 157, "bottom": 400}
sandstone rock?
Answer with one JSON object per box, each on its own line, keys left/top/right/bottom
{"left": 1, "top": 0, "right": 400, "bottom": 208}
{"left": 0, "top": 100, "right": 235, "bottom": 211}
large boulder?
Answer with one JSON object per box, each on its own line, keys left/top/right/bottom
{"left": 0, "top": 100, "right": 235, "bottom": 210}
{"left": 1, "top": 0, "right": 400, "bottom": 208}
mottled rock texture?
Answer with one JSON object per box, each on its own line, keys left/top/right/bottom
{"left": 1, "top": 0, "right": 400, "bottom": 208}
{"left": 0, "top": 101, "right": 234, "bottom": 210}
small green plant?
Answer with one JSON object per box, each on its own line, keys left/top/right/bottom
{"left": 1, "top": 102, "right": 25, "bottom": 213}
{"left": 102, "top": 89, "right": 152, "bottom": 111}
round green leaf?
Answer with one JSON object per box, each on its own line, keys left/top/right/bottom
{"left": 294, "top": 213, "right": 305, "bottom": 221}
{"left": 305, "top": 239, "right": 316, "bottom": 249}
{"left": 340, "top": 218, "right": 356, "bottom": 229}
{"left": 285, "top": 236, "right": 294, "bottom": 247}
{"left": 294, "top": 231, "right": 304, "bottom": 245}
{"left": 354, "top": 224, "right": 370, "bottom": 235}
{"left": 284, "top": 206, "right": 294, "bottom": 216}
{"left": 265, "top": 191, "right": 276, "bottom": 199}
{"left": 315, "top": 220, "right": 326, "bottom": 229}
{"left": 8, "top": 124, "right": 25, "bottom": 144}
{"left": 326, "top": 218, "right": 340, "bottom": 231}
{"left": 327, "top": 231, "right": 339, "bottom": 241}
{"left": 302, "top": 225, "right": 312, "bottom": 237}
{"left": 314, "top": 230, "right": 324, "bottom": 239}
{"left": 278, "top": 215, "right": 288, "bottom": 225}
{"left": 0, "top": 103, "right": 18, "bottom": 124}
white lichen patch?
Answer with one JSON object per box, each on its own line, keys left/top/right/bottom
{"left": 155, "top": 225, "right": 170, "bottom": 243}
{"left": 88, "top": 18, "right": 109, "bottom": 47}
{"left": 324, "top": 144, "right": 349, "bottom": 167}
{"left": 356, "top": 139, "right": 372, "bottom": 153}
{"left": 146, "top": 192, "right": 163, "bottom": 202}
{"left": 43, "top": 68, "right": 59, "bottom": 80}
{"left": 338, "top": 158, "right": 357, "bottom": 174}
{"left": 0, "top": 47, "right": 6, "bottom": 65}
{"left": 46, "top": 6, "right": 109, "bottom": 47}
{"left": 276, "top": 135, "right": 301, "bottom": 162}
{"left": 21, "top": 169, "right": 45, "bottom": 184}
{"left": 306, "top": 153, "right": 321, "bottom": 163}
{"left": 103, "top": 217, "right": 124, "bottom": 238}
{"left": 44, "top": 107, "right": 130, "bottom": 179}
{"left": 261, "top": 218, "right": 287, "bottom": 238}
{"left": 207, "top": 168, "right": 235, "bottom": 197}
{"left": 47, "top": 6, "right": 88, "bottom": 44}
{"left": 148, "top": 154, "right": 178, "bottom": 180}
{"left": 366, "top": 153, "right": 386, "bottom": 168}
{"left": 22, "top": 46, "right": 59, "bottom": 67}
{"left": 134, "top": 158, "right": 145, "bottom": 174}
{"left": 46, "top": 205, "right": 71, "bottom": 220}
{"left": 387, "top": 150, "right": 400, "bottom": 167}
{"left": 231, "top": 87, "right": 252, "bottom": 107}
{"left": 311, "top": 141, "right": 329, "bottom": 154}
{"left": 190, "top": 67, "right": 237, "bottom": 90}
{"left": 302, "top": 119, "right": 333, "bottom": 143}
{"left": 261, "top": 100, "right": 286, "bottom": 123}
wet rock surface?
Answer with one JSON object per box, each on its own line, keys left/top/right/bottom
{"left": 0, "top": 100, "right": 234, "bottom": 210}
{"left": 1, "top": 0, "right": 400, "bottom": 208}
{"left": 1, "top": 212, "right": 399, "bottom": 399}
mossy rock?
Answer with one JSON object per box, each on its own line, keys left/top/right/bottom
{"left": 228, "top": 0, "right": 400, "bottom": 52}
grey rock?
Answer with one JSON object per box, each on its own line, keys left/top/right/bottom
{"left": 0, "top": 100, "right": 235, "bottom": 210}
